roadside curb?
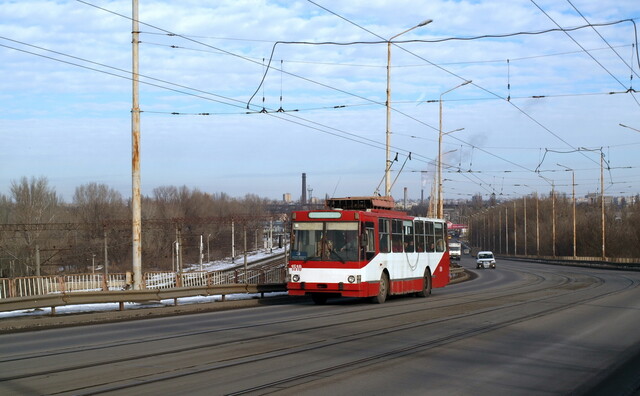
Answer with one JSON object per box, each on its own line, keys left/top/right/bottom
{"left": 0, "top": 295, "right": 307, "bottom": 333}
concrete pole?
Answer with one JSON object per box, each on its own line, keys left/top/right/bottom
{"left": 231, "top": 221, "right": 235, "bottom": 263}
{"left": 498, "top": 209, "right": 502, "bottom": 253}
{"left": 437, "top": 100, "right": 443, "bottom": 217}
{"left": 572, "top": 170, "right": 577, "bottom": 258}
{"left": 524, "top": 197, "right": 528, "bottom": 256}
{"left": 104, "top": 228, "right": 109, "bottom": 277}
{"left": 269, "top": 219, "right": 273, "bottom": 253}
{"left": 536, "top": 193, "right": 540, "bottom": 256}
{"left": 385, "top": 39, "right": 392, "bottom": 196}
{"left": 505, "top": 206, "right": 509, "bottom": 255}
{"left": 438, "top": 82, "right": 471, "bottom": 218}
{"left": 513, "top": 201, "right": 517, "bottom": 255}
{"left": 385, "top": 20, "right": 432, "bottom": 196}
{"left": 199, "top": 234, "right": 203, "bottom": 271}
{"left": 243, "top": 227, "right": 248, "bottom": 284}
{"left": 552, "top": 184, "right": 556, "bottom": 257}
{"left": 131, "top": 0, "right": 143, "bottom": 289}
{"left": 601, "top": 153, "right": 606, "bottom": 259}
{"left": 35, "top": 244, "right": 40, "bottom": 276}
{"left": 178, "top": 228, "right": 182, "bottom": 272}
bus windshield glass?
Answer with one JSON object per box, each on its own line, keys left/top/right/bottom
{"left": 291, "top": 222, "right": 359, "bottom": 262}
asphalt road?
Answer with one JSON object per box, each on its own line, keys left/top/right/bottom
{"left": 1, "top": 256, "right": 640, "bottom": 395}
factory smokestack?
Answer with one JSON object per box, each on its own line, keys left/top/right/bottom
{"left": 302, "top": 173, "right": 307, "bottom": 204}
{"left": 404, "top": 187, "right": 408, "bottom": 210}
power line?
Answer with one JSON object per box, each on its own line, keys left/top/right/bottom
{"left": 7, "top": 1, "right": 637, "bottom": 199}
{"left": 77, "top": 0, "right": 637, "bottom": 177}
{"left": 302, "top": 1, "right": 625, "bottom": 170}
{"left": 530, "top": 0, "right": 638, "bottom": 99}
{"left": 566, "top": 0, "right": 640, "bottom": 80}
{"left": 144, "top": 37, "right": 635, "bottom": 69}
{"left": 303, "top": 1, "right": 640, "bottom": 196}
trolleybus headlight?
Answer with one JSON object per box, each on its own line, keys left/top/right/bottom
{"left": 347, "top": 275, "right": 356, "bottom": 283}
{"left": 292, "top": 274, "right": 300, "bottom": 282}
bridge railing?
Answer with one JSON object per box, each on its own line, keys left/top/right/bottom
{"left": 0, "top": 266, "right": 287, "bottom": 301}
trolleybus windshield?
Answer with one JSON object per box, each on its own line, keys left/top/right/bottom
{"left": 291, "top": 221, "right": 359, "bottom": 262}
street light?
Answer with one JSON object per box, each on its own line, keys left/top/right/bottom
{"left": 558, "top": 163, "right": 576, "bottom": 258}
{"left": 428, "top": 146, "right": 459, "bottom": 218}
{"left": 619, "top": 123, "right": 640, "bottom": 133}
{"left": 438, "top": 81, "right": 471, "bottom": 218}
{"left": 385, "top": 19, "right": 433, "bottom": 196}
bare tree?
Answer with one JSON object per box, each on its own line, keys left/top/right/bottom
{"left": 70, "top": 183, "right": 128, "bottom": 272}
{"left": 7, "top": 177, "right": 59, "bottom": 275}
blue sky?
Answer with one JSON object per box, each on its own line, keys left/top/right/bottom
{"left": 1, "top": 0, "right": 640, "bottom": 202}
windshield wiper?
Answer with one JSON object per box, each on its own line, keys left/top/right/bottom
{"left": 329, "top": 250, "right": 345, "bottom": 263}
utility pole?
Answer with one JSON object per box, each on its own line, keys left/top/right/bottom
{"left": 269, "top": 219, "right": 273, "bottom": 253}
{"left": 207, "top": 233, "right": 211, "bottom": 263}
{"left": 523, "top": 197, "right": 528, "bottom": 256}
{"left": 552, "top": 183, "right": 556, "bottom": 257}
{"left": 558, "top": 163, "right": 577, "bottom": 258}
{"left": 601, "top": 152, "right": 606, "bottom": 259}
{"left": 178, "top": 227, "right": 183, "bottom": 272}
{"left": 35, "top": 244, "right": 41, "bottom": 276}
{"left": 104, "top": 228, "right": 109, "bottom": 277}
{"left": 199, "top": 234, "right": 203, "bottom": 271}
{"left": 243, "top": 227, "right": 248, "bottom": 284}
{"left": 131, "top": 0, "right": 143, "bottom": 289}
{"left": 386, "top": 20, "right": 432, "bottom": 196}
{"left": 498, "top": 209, "right": 502, "bottom": 253}
{"left": 536, "top": 193, "right": 540, "bottom": 256}
{"left": 513, "top": 201, "right": 517, "bottom": 255}
{"left": 231, "top": 221, "right": 235, "bottom": 263}
{"left": 505, "top": 206, "right": 508, "bottom": 255}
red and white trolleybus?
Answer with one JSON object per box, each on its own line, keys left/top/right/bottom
{"left": 287, "top": 196, "right": 450, "bottom": 304}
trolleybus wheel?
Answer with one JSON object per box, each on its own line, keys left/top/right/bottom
{"left": 372, "top": 272, "right": 389, "bottom": 304}
{"left": 311, "top": 293, "right": 328, "bottom": 305}
{"left": 416, "top": 269, "right": 432, "bottom": 297}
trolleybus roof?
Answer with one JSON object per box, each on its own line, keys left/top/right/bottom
{"left": 325, "top": 196, "right": 395, "bottom": 210}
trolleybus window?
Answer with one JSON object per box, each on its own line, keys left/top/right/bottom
{"left": 435, "top": 222, "right": 446, "bottom": 252}
{"left": 415, "top": 220, "right": 425, "bottom": 252}
{"left": 364, "top": 221, "right": 375, "bottom": 260}
{"left": 426, "top": 221, "right": 435, "bottom": 252}
{"left": 291, "top": 221, "right": 359, "bottom": 261}
{"left": 403, "top": 220, "right": 415, "bottom": 252}
{"left": 392, "top": 219, "right": 403, "bottom": 252}
{"left": 379, "top": 219, "right": 390, "bottom": 253}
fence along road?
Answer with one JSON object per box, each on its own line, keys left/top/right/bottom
{"left": 0, "top": 252, "right": 287, "bottom": 313}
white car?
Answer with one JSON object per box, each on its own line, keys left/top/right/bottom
{"left": 476, "top": 251, "right": 496, "bottom": 269}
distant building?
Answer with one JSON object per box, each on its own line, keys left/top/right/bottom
{"left": 585, "top": 193, "right": 613, "bottom": 205}
{"left": 283, "top": 193, "right": 292, "bottom": 203}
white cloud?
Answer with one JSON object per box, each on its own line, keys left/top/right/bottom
{"left": 0, "top": 0, "right": 639, "bottom": 201}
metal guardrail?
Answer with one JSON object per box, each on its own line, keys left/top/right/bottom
{"left": 494, "top": 254, "right": 640, "bottom": 270}
{"left": 0, "top": 283, "right": 287, "bottom": 313}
